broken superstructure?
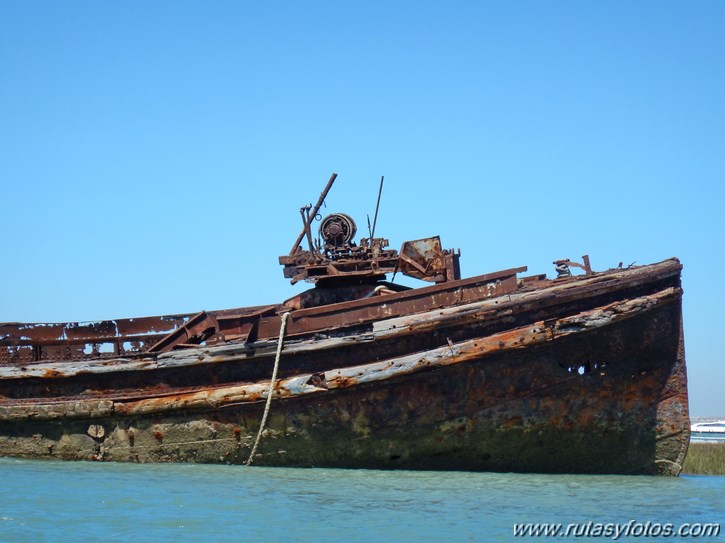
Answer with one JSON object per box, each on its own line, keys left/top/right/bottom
{"left": 279, "top": 173, "right": 460, "bottom": 287}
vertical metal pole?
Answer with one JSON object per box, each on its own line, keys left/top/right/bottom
{"left": 370, "top": 176, "right": 384, "bottom": 240}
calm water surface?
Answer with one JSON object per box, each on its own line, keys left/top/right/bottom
{"left": 0, "top": 458, "right": 722, "bottom": 542}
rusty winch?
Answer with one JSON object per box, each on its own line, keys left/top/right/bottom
{"left": 319, "top": 212, "right": 357, "bottom": 250}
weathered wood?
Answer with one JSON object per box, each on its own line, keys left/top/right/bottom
{"left": 0, "top": 260, "right": 682, "bottom": 381}
{"left": 0, "top": 287, "right": 679, "bottom": 421}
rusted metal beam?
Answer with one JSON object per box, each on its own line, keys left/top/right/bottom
{"left": 147, "top": 311, "right": 218, "bottom": 353}
{"left": 289, "top": 172, "right": 337, "bottom": 255}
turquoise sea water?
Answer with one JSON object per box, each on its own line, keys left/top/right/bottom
{"left": 0, "top": 458, "right": 722, "bottom": 543}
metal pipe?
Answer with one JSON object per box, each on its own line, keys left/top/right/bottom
{"left": 289, "top": 172, "right": 337, "bottom": 255}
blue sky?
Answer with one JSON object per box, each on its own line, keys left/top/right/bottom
{"left": 1, "top": 2, "right": 723, "bottom": 416}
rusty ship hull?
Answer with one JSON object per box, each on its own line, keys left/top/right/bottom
{"left": 0, "top": 258, "right": 689, "bottom": 475}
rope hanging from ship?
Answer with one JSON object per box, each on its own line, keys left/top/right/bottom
{"left": 245, "top": 312, "right": 290, "bottom": 466}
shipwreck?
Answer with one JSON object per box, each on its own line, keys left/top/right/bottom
{"left": 0, "top": 173, "right": 690, "bottom": 474}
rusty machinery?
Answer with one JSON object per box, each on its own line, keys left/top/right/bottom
{"left": 279, "top": 173, "right": 460, "bottom": 285}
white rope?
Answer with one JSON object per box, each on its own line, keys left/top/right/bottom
{"left": 245, "top": 312, "right": 290, "bottom": 466}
